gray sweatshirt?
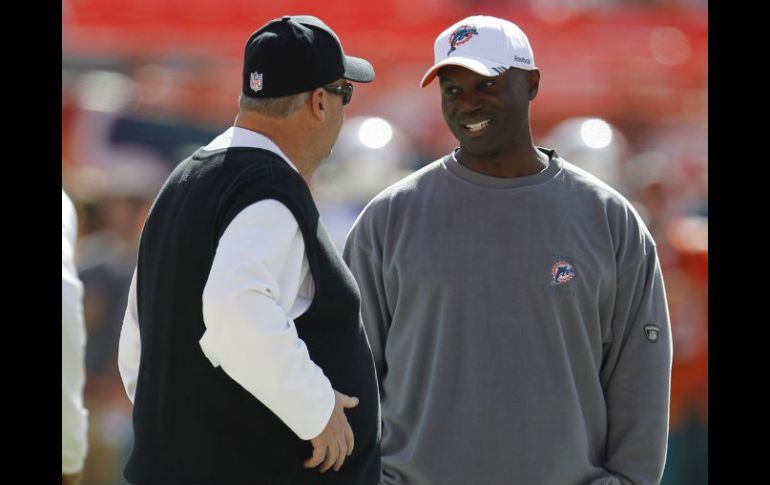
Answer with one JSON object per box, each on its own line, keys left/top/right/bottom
{"left": 343, "top": 149, "right": 672, "bottom": 485}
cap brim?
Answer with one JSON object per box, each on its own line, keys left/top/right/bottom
{"left": 419, "top": 57, "right": 502, "bottom": 87}
{"left": 343, "top": 55, "right": 375, "bottom": 83}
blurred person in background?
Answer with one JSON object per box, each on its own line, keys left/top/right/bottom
{"left": 311, "top": 115, "right": 417, "bottom": 250}
{"left": 117, "top": 15, "right": 381, "bottom": 484}
{"left": 68, "top": 164, "right": 162, "bottom": 485}
{"left": 62, "top": 189, "right": 89, "bottom": 485}
{"left": 540, "top": 116, "right": 629, "bottom": 194}
{"left": 658, "top": 215, "right": 708, "bottom": 485}
{"left": 345, "top": 15, "right": 672, "bottom": 485}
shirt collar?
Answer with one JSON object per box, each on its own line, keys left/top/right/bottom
{"left": 203, "top": 126, "right": 300, "bottom": 173}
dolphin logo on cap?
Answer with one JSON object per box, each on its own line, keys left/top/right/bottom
{"left": 447, "top": 25, "right": 478, "bottom": 56}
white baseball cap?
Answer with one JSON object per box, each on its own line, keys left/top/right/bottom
{"left": 420, "top": 15, "right": 536, "bottom": 88}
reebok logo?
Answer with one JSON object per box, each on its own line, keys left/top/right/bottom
{"left": 514, "top": 56, "right": 531, "bottom": 65}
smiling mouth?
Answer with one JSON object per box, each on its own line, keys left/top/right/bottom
{"left": 463, "top": 119, "right": 491, "bottom": 132}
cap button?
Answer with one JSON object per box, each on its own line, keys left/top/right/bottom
{"left": 281, "top": 16, "right": 291, "bottom": 21}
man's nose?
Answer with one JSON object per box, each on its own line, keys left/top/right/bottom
{"left": 456, "top": 90, "right": 483, "bottom": 113}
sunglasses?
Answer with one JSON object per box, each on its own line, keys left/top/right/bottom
{"left": 322, "top": 82, "right": 354, "bottom": 106}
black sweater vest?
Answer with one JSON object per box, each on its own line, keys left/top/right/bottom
{"left": 126, "top": 147, "right": 381, "bottom": 484}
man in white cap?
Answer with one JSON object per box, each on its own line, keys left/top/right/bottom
{"left": 344, "top": 15, "right": 672, "bottom": 484}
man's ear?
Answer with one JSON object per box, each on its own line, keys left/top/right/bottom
{"left": 528, "top": 68, "right": 541, "bottom": 101}
{"left": 309, "top": 88, "right": 326, "bottom": 122}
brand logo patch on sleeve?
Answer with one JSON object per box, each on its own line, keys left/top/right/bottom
{"left": 644, "top": 324, "right": 661, "bottom": 343}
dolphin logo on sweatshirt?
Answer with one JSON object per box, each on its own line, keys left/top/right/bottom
{"left": 551, "top": 261, "right": 576, "bottom": 285}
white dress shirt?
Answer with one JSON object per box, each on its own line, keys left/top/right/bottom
{"left": 62, "top": 189, "right": 89, "bottom": 474}
{"left": 118, "top": 127, "right": 335, "bottom": 440}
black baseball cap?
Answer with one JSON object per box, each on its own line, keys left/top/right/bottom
{"left": 242, "top": 15, "right": 374, "bottom": 99}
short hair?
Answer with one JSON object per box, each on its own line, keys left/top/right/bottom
{"left": 239, "top": 92, "right": 309, "bottom": 118}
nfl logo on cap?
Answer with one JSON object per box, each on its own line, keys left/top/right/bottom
{"left": 250, "top": 72, "right": 263, "bottom": 92}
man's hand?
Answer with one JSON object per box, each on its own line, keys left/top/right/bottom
{"left": 304, "top": 390, "right": 358, "bottom": 473}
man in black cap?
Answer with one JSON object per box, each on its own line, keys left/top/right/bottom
{"left": 117, "top": 15, "right": 380, "bottom": 484}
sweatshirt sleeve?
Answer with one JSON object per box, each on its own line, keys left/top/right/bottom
{"left": 343, "top": 217, "right": 391, "bottom": 395}
{"left": 600, "top": 239, "right": 673, "bottom": 484}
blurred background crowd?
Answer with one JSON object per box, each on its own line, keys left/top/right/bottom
{"left": 62, "top": 0, "right": 707, "bottom": 483}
